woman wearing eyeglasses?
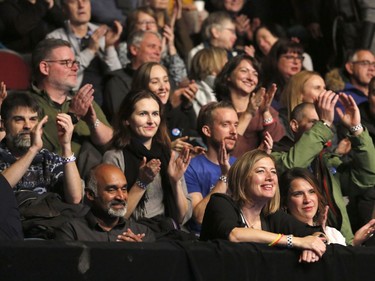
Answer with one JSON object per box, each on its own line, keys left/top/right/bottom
{"left": 261, "top": 39, "right": 304, "bottom": 109}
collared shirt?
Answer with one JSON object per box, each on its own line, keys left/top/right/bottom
{"left": 0, "top": 143, "right": 64, "bottom": 194}
{"left": 55, "top": 210, "right": 156, "bottom": 242}
{"left": 29, "top": 85, "right": 111, "bottom": 156}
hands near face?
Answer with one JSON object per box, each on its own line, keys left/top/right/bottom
{"left": 314, "top": 90, "right": 339, "bottom": 127}
{"left": 218, "top": 139, "right": 231, "bottom": 176}
{"left": 30, "top": 115, "right": 49, "bottom": 152}
{"left": 117, "top": 228, "right": 145, "bottom": 242}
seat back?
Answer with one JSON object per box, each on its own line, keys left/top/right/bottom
{"left": 0, "top": 50, "right": 31, "bottom": 90}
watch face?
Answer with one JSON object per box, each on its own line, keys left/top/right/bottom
{"left": 67, "top": 112, "right": 79, "bottom": 124}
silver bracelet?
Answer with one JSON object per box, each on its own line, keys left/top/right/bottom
{"left": 62, "top": 153, "right": 76, "bottom": 164}
{"left": 219, "top": 175, "right": 228, "bottom": 183}
{"left": 263, "top": 117, "right": 274, "bottom": 125}
{"left": 91, "top": 118, "right": 100, "bottom": 129}
{"left": 136, "top": 179, "right": 148, "bottom": 190}
{"left": 349, "top": 123, "right": 363, "bottom": 133}
{"left": 286, "top": 234, "right": 293, "bottom": 248}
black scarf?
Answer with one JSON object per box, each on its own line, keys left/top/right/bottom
{"left": 122, "top": 138, "right": 179, "bottom": 222}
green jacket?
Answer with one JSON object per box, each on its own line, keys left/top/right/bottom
{"left": 272, "top": 121, "right": 375, "bottom": 244}
{"left": 30, "top": 86, "right": 111, "bottom": 156}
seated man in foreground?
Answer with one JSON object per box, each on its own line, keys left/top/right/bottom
{"left": 55, "top": 164, "right": 155, "bottom": 242}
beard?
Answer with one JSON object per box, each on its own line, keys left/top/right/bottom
{"left": 107, "top": 200, "right": 127, "bottom": 217}
{"left": 8, "top": 132, "right": 31, "bottom": 151}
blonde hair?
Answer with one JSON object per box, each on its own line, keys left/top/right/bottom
{"left": 281, "top": 70, "right": 321, "bottom": 120}
{"left": 228, "top": 150, "right": 280, "bottom": 216}
{"left": 190, "top": 46, "right": 227, "bottom": 80}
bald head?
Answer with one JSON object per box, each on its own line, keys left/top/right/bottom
{"left": 86, "top": 164, "right": 128, "bottom": 218}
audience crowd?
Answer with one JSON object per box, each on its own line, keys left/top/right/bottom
{"left": 1, "top": 0, "right": 375, "bottom": 267}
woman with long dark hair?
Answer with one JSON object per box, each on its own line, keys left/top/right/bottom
{"left": 103, "top": 89, "right": 193, "bottom": 232}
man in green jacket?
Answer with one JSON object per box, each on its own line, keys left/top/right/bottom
{"left": 273, "top": 90, "right": 375, "bottom": 244}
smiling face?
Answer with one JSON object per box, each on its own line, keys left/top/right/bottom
{"left": 94, "top": 166, "right": 128, "bottom": 218}
{"left": 132, "top": 33, "right": 162, "bottom": 68}
{"left": 148, "top": 65, "right": 170, "bottom": 105}
{"left": 277, "top": 51, "right": 303, "bottom": 79}
{"left": 287, "top": 178, "right": 318, "bottom": 225}
{"left": 246, "top": 157, "right": 278, "bottom": 202}
{"left": 301, "top": 75, "right": 325, "bottom": 103}
{"left": 126, "top": 98, "right": 160, "bottom": 142}
{"left": 228, "top": 59, "right": 258, "bottom": 96}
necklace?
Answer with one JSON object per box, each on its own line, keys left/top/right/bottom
{"left": 240, "top": 210, "right": 259, "bottom": 229}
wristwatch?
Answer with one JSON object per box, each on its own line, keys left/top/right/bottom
{"left": 67, "top": 112, "right": 79, "bottom": 125}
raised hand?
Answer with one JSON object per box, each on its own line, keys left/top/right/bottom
{"left": 259, "top": 83, "right": 277, "bottom": 113}
{"left": 168, "top": 147, "right": 191, "bottom": 184}
{"left": 218, "top": 139, "right": 231, "bottom": 176}
{"left": 30, "top": 115, "right": 48, "bottom": 151}
{"left": 138, "top": 157, "right": 161, "bottom": 185}
{"left": 314, "top": 90, "right": 339, "bottom": 127}
{"left": 69, "top": 84, "right": 94, "bottom": 119}
{"left": 336, "top": 93, "right": 362, "bottom": 134}
{"left": 88, "top": 25, "right": 108, "bottom": 53}
{"left": 258, "top": 131, "right": 273, "bottom": 154}
{"left": 105, "top": 21, "right": 123, "bottom": 47}
{"left": 56, "top": 113, "right": 74, "bottom": 147}
{"left": 0, "top": 81, "right": 8, "bottom": 107}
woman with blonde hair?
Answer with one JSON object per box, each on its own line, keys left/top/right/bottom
{"left": 189, "top": 46, "right": 228, "bottom": 116}
{"left": 281, "top": 70, "right": 325, "bottom": 121}
{"left": 200, "top": 149, "right": 327, "bottom": 263}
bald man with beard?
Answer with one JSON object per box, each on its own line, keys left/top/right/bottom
{"left": 55, "top": 164, "right": 155, "bottom": 242}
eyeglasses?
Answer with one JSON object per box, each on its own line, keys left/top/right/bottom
{"left": 137, "top": 20, "right": 157, "bottom": 26}
{"left": 44, "top": 59, "right": 81, "bottom": 69}
{"left": 281, "top": 54, "right": 304, "bottom": 62}
{"left": 351, "top": 60, "right": 375, "bottom": 67}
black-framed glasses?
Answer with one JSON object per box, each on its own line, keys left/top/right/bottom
{"left": 351, "top": 60, "right": 375, "bottom": 67}
{"left": 281, "top": 54, "right": 304, "bottom": 62}
{"left": 44, "top": 59, "right": 81, "bottom": 69}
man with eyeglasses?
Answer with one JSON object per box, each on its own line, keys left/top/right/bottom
{"left": 342, "top": 49, "right": 375, "bottom": 106}
{"left": 46, "top": 0, "right": 122, "bottom": 106}
{"left": 30, "top": 38, "right": 113, "bottom": 179}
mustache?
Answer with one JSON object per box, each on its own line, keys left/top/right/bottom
{"left": 109, "top": 199, "right": 127, "bottom": 207}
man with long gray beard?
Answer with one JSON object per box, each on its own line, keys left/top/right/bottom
{"left": 55, "top": 164, "right": 155, "bottom": 242}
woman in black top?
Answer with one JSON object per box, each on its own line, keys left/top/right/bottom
{"left": 200, "top": 149, "right": 326, "bottom": 263}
